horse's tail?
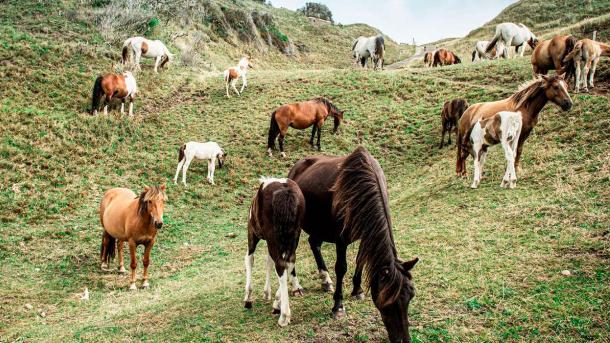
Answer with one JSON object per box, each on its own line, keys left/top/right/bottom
{"left": 100, "top": 231, "right": 116, "bottom": 264}
{"left": 272, "top": 183, "right": 301, "bottom": 257}
{"left": 178, "top": 144, "right": 186, "bottom": 162}
{"left": 486, "top": 33, "right": 500, "bottom": 53}
{"left": 561, "top": 36, "right": 578, "bottom": 81}
{"left": 91, "top": 76, "right": 104, "bottom": 114}
{"left": 351, "top": 38, "right": 359, "bottom": 51}
{"left": 267, "top": 110, "right": 279, "bottom": 149}
{"left": 563, "top": 40, "right": 583, "bottom": 63}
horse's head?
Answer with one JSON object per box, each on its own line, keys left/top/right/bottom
{"left": 217, "top": 151, "right": 227, "bottom": 168}
{"left": 528, "top": 37, "right": 539, "bottom": 49}
{"left": 332, "top": 109, "right": 344, "bottom": 133}
{"left": 454, "top": 53, "right": 462, "bottom": 64}
{"left": 138, "top": 185, "right": 167, "bottom": 229}
{"left": 541, "top": 74, "right": 572, "bottom": 111}
{"left": 370, "top": 257, "right": 419, "bottom": 343}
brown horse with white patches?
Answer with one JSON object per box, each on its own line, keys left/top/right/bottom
{"left": 90, "top": 71, "right": 137, "bottom": 116}
{"left": 267, "top": 98, "right": 344, "bottom": 158}
{"left": 99, "top": 185, "right": 167, "bottom": 290}
{"left": 433, "top": 48, "right": 461, "bottom": 67}
{"left": 439, "top": 98, "right": 469, "bottom": 148}
{"left": 531, "top": 35, "right": 577, "bottom": 81}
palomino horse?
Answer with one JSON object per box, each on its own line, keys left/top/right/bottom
{"left": 352, "top": 35, "right": 385, "bottom": 70}
{"left": 288, "top": 146, "right": 418, "bottom": 342}
{"left": 563, "top": 39, "right": 610, "bottom": 92}
{"left": 472, "top": 41, "right": 496, "bottom": 61}
{"left": 531, "top": 35, "right": 577, "bottom": 82}
{"left": 267, "top": 98, "right": 344, "bottom": 158}
{"left": 243, "top": 177, "right": 306, "bottom": 327}
{"left": 439, "top": 98, "right": 469, "bottom": 148}
{"left": 433, "top": 48, "right": 461, "bottom": 67}
{"left": 424, "top": 51, "right": 434, "bottom": 67}
{"left": 122, "top": 37, "right": 173, "bottom": 73}
{"left": 223, "top": 57, "right": 253, "bottom": 97}
{"left": 456, "top": 75, "right": 572, "bottom": 177}
{"left": 99, "top": 185, "right": 167, "bottom": 290}
{"left": 486, "top": 23, "right": 538, "bottom": 59}
{"left": 470, "top": 111, "right": 523, "bottom": 189}
{"left": 90, "top": 71, "right": 137, "bottom": 116}
{"left": 173, "top": 141, "right": 227, "bottom": 186}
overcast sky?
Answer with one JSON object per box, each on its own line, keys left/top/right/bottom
{"left": 271, "top": 0, "right": 518, "bottom": 44}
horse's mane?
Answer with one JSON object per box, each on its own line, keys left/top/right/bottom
{"left": 138, "top": 186, "right": 168, "bottom": 217}
{"left": 332, "top": 147, "right": 403, "bottom": 303}
{"left": 314, "top": 97, "right": 340, "bottom": 114}
{"left": 510, "top": 77, "right": 545, "bottom": 109}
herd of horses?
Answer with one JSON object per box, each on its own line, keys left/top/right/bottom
{"left": 90, "top": 20, "right": 607, "bottom": 341}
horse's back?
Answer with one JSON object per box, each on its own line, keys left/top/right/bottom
{"left": 459, "top": 100, "right": 510, "bottom": 142}
{"left": 100, "top": 188, "right": 136, "bottom": 232}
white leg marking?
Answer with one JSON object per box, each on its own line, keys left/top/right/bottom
{"left": 277, "top": 266, "right": 291, "bottom": 327}
{"left": 120, "top": 102, "right": 125, "bottom": 115}
{"left": 244, "top": 254, "right": 254, "bottom": 304}
{"left": 181, "top": 156, "right": 192, "bottom": 186}
{"left": 103, "top": 104, "right": 108, "bottom": 116}
{"left": 263, "top": 254, "right": 273, "bottom": 300}
{"left": 129, "top": 283, "right": 137, "bottom": 291}
{"left": 128, "top": 101, "right": 134, "bottom": 117}
{"left": 174, "top": 158, "right": 185, "bottom": 185}
{"left": 142, "top": 280, "right": 150, "bottom": 288}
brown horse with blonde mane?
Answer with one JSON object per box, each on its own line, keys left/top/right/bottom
{"left": 91, "top": 71, "right": 138, "bottom": 116}
{"left": 267, "top": 98, "right": 344, "bottom": 158}
{"left": 531, "top": 35, "right": 577, "bottom": 81}
{"left": 99, "top": 185, "right": 167, "bottom": 290}
{"left": 433, "top": 48, "right": 461, "bottom": 67}
{"left": 456, "top": 75, "right": 573, "bottom": 177}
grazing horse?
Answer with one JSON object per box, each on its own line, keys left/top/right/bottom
{"left": 486, "top": 23, "right": 538, "bottom": 59}
{"left": 173, "top": 141, "right": 226, "bottom": 186}
{"left": 439, "top": 98, "right": 469, "bottom": 148}
{"left": 223, "top": 57, "right": 253, "bottom": 97}
{"left": 99, "top": 185, "right": 167, "bottom": 290}
{"left": 267, "top": 98, "right": 344, "bottom": 158}
{"left": 531, "top": 35, "right": 577, "bottom": 82}
{"left": 90, "top": 71, "right": 137, "bottom": 116}
{"left": 470, "top": 111, "right": 523, "bottom": 189}
{"left": 352, "top": 35, "right": 385, "bottom": 70}
{"left": 563, "top": 39, "right": 610, "bottom": 92}
{"left": 456, "top": 75, "right": 572, "bottom": 177}
{"left": 288, "top": 146, "right": 418, "bottom": 342}
{"left": 433, "top": 48, "right": 461, "bottom": 67}
{"left": 424, "top": 51, "right": 434, "bottom": 67}
{"left": 472, "top": 41, "right": 496, "bottom": 61}
{"left": 243, "top": 177, "right": 306, "bottom": 327}
{"left": 122, "top": 37, "right": 173, "bottom": 73}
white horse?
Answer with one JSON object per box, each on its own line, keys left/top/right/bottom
{"left": 486, "top": 23, "right": 538, "bottom": 59}
{"left": 173, "top": 141, "right": 227, "bottom": 186}
{"left": 223, "top": 57, "right": 253, "bottom": 97}
{"left": 472, "top": 41, "right": 491, "bottom": 62}
{"left": 122, "top": 37, "right": 173, "bottom": 73}
{"left": 351, "top": 35, "right": 385, "bottom": 70}
{"left": 470, "top": 111, "right": 523, "bottom": 189}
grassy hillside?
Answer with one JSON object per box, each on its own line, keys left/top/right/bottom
{"left": 1, "top": 0, "right": 609, "bottom": 342}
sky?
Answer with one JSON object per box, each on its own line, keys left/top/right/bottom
{"left": 271, "top": 0, "right": 518, "bottom": 44}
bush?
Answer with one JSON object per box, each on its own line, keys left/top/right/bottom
{"left": 297, "top": 2, "right": 333, "bottom": 23}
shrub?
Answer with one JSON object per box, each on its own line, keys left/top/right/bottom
{"left": 297, "top": 2, "right": 333, "bottom": 23}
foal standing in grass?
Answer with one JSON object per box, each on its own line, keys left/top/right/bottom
{"left": 244, "top": 177, "right": 306, "bottom": 327}
{"left": 173, "top": 141, "right": 226, "bottom": 186}
{"left": 223, "top": 56, "right": 253, "bottom": 97}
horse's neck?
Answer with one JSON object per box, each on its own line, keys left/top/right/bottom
{"left": 516, "top": 91, "right": 547, "bottom": 129}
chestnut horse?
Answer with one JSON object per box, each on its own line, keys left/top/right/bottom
{"left": 243, "top": 177, "right": 306, "bottom": 327}
{"left": 433, "top": 48, "right": 461, "bottom": 67}
{"left": 99, "top": 185, "right": 167, "bottom": 290}
{"left": 531, "top": 35, "right": 577, "bottom": 82}
{"left": 267, "top": 98, "right": 344, "bottom": 158}
{"left": 424, "top": 51, "right": 434, "bottom": 67}
{"left": 456, "top": 75, "right": 573, "bottom": 177}
{"left": 563, "top": 38, "right": 610, "bottom": 92}
{"left": 288, "top": 146, "right": 418, "bottom": 343}
{"left": 439, "top": 98, "right": 469, "bottom": 148}
{"left": 90, "top": 71, "right": 137, "bottom": 116}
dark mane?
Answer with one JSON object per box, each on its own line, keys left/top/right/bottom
{"left": 314, "top": 97, "right": 340, "bottom": 115}
{"left": 510, "top": 77, "right": 546, "bottom": 109}
{"left": 137, "top": 186, "right": 168, "bottom": 217}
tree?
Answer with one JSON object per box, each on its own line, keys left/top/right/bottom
{"left": 297, "top": 2, "right": 333, "bottom": 23}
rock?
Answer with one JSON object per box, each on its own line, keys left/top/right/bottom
{"left": 561, "top": 270, "right": 571, "bottom": 276}
{"left": 24, "top": 303, "right": 33, "bottom": 310}
{"left": 226, "top": 232, "right": 237, "bottom": 238}
{"left": 80, "top": 287, "right": 89, "bottom": 301}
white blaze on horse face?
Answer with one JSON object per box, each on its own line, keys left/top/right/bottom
{"left": 259, "top": 177, "right": 287, "bottom": 190}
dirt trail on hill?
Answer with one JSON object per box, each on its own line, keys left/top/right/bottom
{"left": 386, "top": 45, "right": 425, "bottom": 69}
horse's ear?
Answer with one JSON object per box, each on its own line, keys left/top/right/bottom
{"left": 402, "top": 257, "right": 419, "bottom": 271}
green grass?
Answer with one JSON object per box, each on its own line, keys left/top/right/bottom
{"left": 1, "top": 0, "right": 609, "bottom": 342}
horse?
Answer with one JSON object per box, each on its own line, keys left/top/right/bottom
{"left": 433, "top": 48, "right": 461, "bottom": 67}
{"left": 122, "top": 37, "right": 173, "bottom": 73}
{"left": 470, "top": 111, "right": 523, "bottom": 189}
{"left": 267, "top": 98, "right": 344, "bottom": 158}
{"left": 531, "top": 35, "right": 577, "bottom": 82}
{"left": 352, "top": 35, "right": 385, "bottom": 70}
{"left": 424, "top": 51, "right": 434, "bottom": 67}
{"left": 223, "top": 57, "right": 253, "bottom": 97}
{"left": 472, "top": 41, "right": 496, "bottom": 61}
{"left": 563, "top": 39, "right": 610, "bottom": 92}
{"left": 243, "top": 177, "right": 306, "bottom": 327}
{"left": 173, "top": 141, "right": 226, "bottom": 186}
{"left": 99, "top": 185, "right": 167, "bottom": 290}
{"left": 456, "top": 75, "right": 572, "bottom": 177}
{"left": 486, "top": 23, "right": 538, "bottom": 59}
{"left": 287, "top": 146, "right": 418, "bottom": 342}
{"left": 90, "top": 71, "right": 137, "bottom": 116}
{"left": 439, "top": 98, "right": 469, "bottom": 149}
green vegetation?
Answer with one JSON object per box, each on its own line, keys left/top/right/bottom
{"left": 1, "top": 0, "right": 608, "bottom": 342}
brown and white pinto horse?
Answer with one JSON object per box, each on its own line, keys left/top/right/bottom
{"left": 439, "top": 98, "right": 469, "bottom": 148}
{"left": 90, "top": 71, "right": 137, "bottom": 116}
{"left": 531, "top": 35, "right": 578, "bottom": 81}
{"left": 288, "top": 146, "right": 418, "bottom": 343}
{"left": 99, "top": 185, "right": 167, "bottom": 290}
{"left": 267, "top": 98, "right": 344, "bottom": 158}
{"left": 456, "top": 75, "right": 573, "bottom": 177}
{"left": 223, "top": 57, "right": 253, "bottom": 97}
{"left": 433, "top": 48, "right": 461, "bottom": 67}
{"left": 243, "top": 177, "right": 306, "bottom": 327}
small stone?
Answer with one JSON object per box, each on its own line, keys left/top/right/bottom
{"left": 561, "top": 270, "right": 571, "bottom": 276}
{"left": 24, "top": 303, "right": 33, "bottom": 310}
{"left": 226, "top": 233, "right": 237, "bottom": 238}
{"left": 35, "top": 268, "right": 40, "bottom": 272}
{"left": 39, "top": 311, "right": 46, "bottom": 318}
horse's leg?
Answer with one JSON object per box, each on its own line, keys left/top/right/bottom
{"left": 479, "top": 148, "right": 488, "bottom": 179}
{"left": 439, "top": 126, "right": 446, "bottom": 149}
{"left": 181, "top": 155, "right": 193, "bottom": 187}
{"left": 309, "top": 125, "right": 316, "bottom": 147}
{"left": 100, "top": 231, "right": 110, "bottom": 270}
{"left": 154, "top": 56, "right": 161, "bottom": 73}
{"left": 141, "top": 240, "right": 154, "bottom": 288}
{"left": 118, "top": 239, "right": 126, "bottom": 273}
{"left": 316, "top": 123, "right": 322, "bottom": 151}
{"left": 135, "top": 50, "right": 142, "bottom": 71}
{"left": 226, "top": 81, "right": 230, "bottom": 98}
{"left": 243, "top": 234, "right": 259, "bottom": 308}
{"left": 278, "top": 134, "right": 286, "bottom": 158}
{"left": 471, "top": 148, "right": 482, "bottom": 189}
{"left": 588, "top": 57, "right": 598, "bottom": 89}
{"left": 231, "top": 79, "right": 240, "bottom": 96}
{"left": 173, "top": 158, "right": 185, "bottom": 185}
{"left": 308, "top": 236, "right": 333, "bottom": 292}
{"left": 289, "top": 265, "right": 304, "bottom": 296}
{"left": 240, "top": 74, "right": 247, "bottom": 93}
{"left": 350, "top": 247, "right": 364, "bottom": 300}
{"left": 277, "top": 262, "right": 293, "bottom": 327}
{"left": 583, "top": 60, "right": 592, "bottom": 92}
{"left": 263, "top": 253, "right": 273, "bottom": 300}
{"left": 447, "top": 122, "right": 453, "bottom": 145}
{"left": 128, "top": 240, "right": 137, "bottom": 291}
{"left": 332, "top": 242, "right": 348, "bottom": 319}
{"left": 500, "top": 138, "right": 514, "bottom": 188}
{"left": 574, "top": 60, "right": 582, "bottom": 92}
{"left": 207, "top": 159, "right": 215, "bottom": 185}
{"left": 128, "top": 96, "right": 134, "bottom": 117}
{"left": 120, "top": 98, "right": 125, "bottom": 115}
{"left": 103, "top": 95, "right": 110, "bottom": 116}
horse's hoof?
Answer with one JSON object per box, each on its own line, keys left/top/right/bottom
{"left": 101, "top": 263, "right": 108, "bottom": 271}
{"left": 280, "top": 152, "right": 286, "bottom": 158}
{"left": 351, "top": 292, "right": 365, "bottom": 300}
{"left": 263, "top": 290, "right": 272, "bottom": 301}
{"left": 129, "top": 284, "right": 137, "bottom": 291}
{"left": 278, "top": 314, "right": 290, "bottom": 327}
{"left": 332, "top": 308, "right": 346, "bottom": 320}
{"left": 322, "top": 282, "right": 334, "bottom": 293}
{"left": 470, "top": 183, "right": 478, "bottom": 189}
{"left": 292, "top": 288, "right": 304, "bottom": 297}
{"left": 142, "top": 281, "right": 150, "bottom": 289}
{"left": 272, "top": 307, "right": 281, "bottom": 314}
{"left": 244, "top": 301, "right": 253, "bottom": 309}
{"left": 118, "top": 267, "right": 127, "bottom": 274}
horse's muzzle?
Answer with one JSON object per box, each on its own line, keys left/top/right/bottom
{"left": 561, "top": 101, "right": 573, "bottom": 111}
{"left": 155, "top": 221, "right": 163, "bottom": 229}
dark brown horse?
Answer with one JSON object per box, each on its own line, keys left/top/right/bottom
{"left": 433, "top": 48, "right": 461, "bottom": 67}
{"left": 288, "top": 146, "right": 418, "bottom": 343}
{"left": 243, "top": 177, "right": 306, "bottom": 327}
{"left": 456, "top": 75, "right": 573, "bottom": 177}
{"left": 439, "top": 98, "right": 469, "bottom": 148}
{"left": 91, "top": 71, "right": 137, "bottom": 116}
{"left": 531, "top": 35, "right": 577, "bottom": 82}
{"left": 267, "top": 98, "right": 344, "bottom": 158}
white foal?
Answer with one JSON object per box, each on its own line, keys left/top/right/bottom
{"left": 122, "top": 37, "right": 173, "bottom": 73}
{"left": 173, "top": 141, "right": 226, "bottom": 186}
{"left": 470, "top": 111, "right": 522, "bottom": 189}
{"left": 223, "top": 57, "right": 253, "bottom": 97}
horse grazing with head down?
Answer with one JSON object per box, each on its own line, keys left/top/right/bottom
{"left": 472, "top": 41, "right": 496, "bottom": 61}
{"left": 99, "top": 185, "right": 167, "bottom": 290}
{"left": 563, "top": 38, "right": 610, "bottom": 92}
{"left": 243, "top": 177, "right": 306, "bottom": 327}
{"left": 486, "top": 23, "right": 538, "bottom": 59}
{"left": 424, "top": 51, "right": 434, "bottom": 67}
{"left": 90, "top": 71, "right": 137, "bottom": 116}
{"left": 223, "top": 56, "right": 253, "bottom": 97}
{"left": 531, "top": 35, "right": 578, "bottom": 82}
{"left": 288, "top": 146, "right": 418, "bottom": 343}
{"left": 122, "top": 37, "right": 173, "bottom": 73}
{"left": 439, "top": 98, "right": 469, "bottom": 148}
{"left": 433, "top": 48, "right": 461, "bottom": 67}
{"left": 456, "top": 75, "right": 572, "bottom": 177}
{"left": 352, "top": 35, "right": 385, "bottom": 70}
{"left": 267, "top": 98, "right": 344, "bottom": 158}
